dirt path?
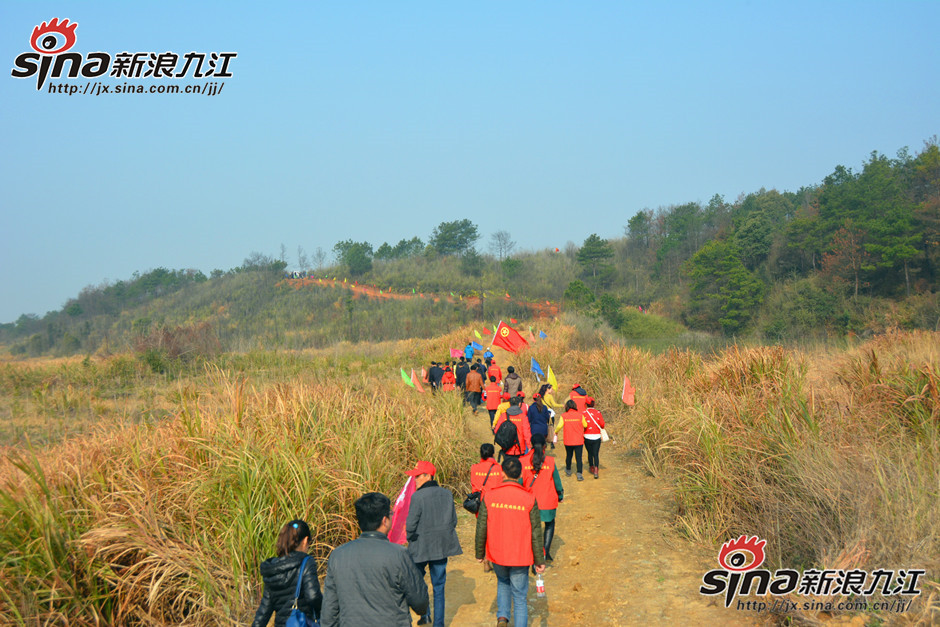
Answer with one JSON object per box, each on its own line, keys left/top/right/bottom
{"left": 419, "top": 414, "right": 760, "bottom": 626}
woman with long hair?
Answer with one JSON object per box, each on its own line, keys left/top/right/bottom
{"left": 554, "top": 399, "right": 587, "bottom": 480}
{"left": 521, "top": 434, "right": 564, "bottom": 562}
{"left": 251, "top": 519, "right": 322, "bottom": 627}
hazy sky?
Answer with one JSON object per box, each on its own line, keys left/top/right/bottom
{"left": 1, "top": 1, "right": 938, "bottom": 323}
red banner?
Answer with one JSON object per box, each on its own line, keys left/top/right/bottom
{"left": 492, "top": 321, "right": 529, "bottom": 354}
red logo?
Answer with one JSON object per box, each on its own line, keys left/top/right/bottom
{"left": 717, "top": 535, "right": 766, "bottom": 572}
{"left": 30, "top": 18, "right": 78, "bottom": 55}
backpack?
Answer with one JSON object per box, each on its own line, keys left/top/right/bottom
{"left": 494, "top": 420, "right": 519, "bottom": 455}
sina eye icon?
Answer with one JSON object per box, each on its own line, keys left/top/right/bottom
{"left": 30, "top": 18, "right": 78, "bottom": 55}
{"left": 717, "top": 535, "right": 767, "bottom": 572}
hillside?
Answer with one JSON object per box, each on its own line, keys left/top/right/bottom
{"left": 2, "top": 138, "right": 938, "bottom": 359}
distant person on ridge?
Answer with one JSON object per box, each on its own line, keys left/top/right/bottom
{"left": 464, "top": 342, "right": 475, "bottom": 360}
{"left": 428, "top": 362, "right": 444, "bottom": 393}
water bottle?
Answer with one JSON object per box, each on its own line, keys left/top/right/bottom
{"left": 535, "top": 572, "right": 546, "bottom": 598}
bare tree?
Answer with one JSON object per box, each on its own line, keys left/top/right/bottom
{"left": 489, "top": 230, "right": 517, "bottom": 261}
{"left": 279, "top": 243, "right": 288, "bottom": 264}
{"left": 313, "top": 246, "right": 327, "bottom": 270}
{"left": 297, "top": 245, "right": 309, "bottom": 271}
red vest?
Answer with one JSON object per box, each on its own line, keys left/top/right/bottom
{"left": 560, "top": 408, "right": 585, "bottom": 446}
{"left": 487, "top": 365, "right": 502, "bottom": 381}
{"left": 441, "top": 370, "right": 456, "bottom": 391}
{"left": 569, "top": 390, "right": 588, "bottom": 412}
{"left": 493, "top": 410, "right": 530, "bottom": 456}
{"left": 483, "top": 480, "right": 537, "bottom": 566}
{"left": 520, "top": 453, "right": 559, "bottom": 511}
{"left": 484, "top": 383, "right": 502, "bottom": 410}
{"left": 470, "top": 459, "right": 502, "bottom": 494}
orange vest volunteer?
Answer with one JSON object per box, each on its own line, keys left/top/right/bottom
{"left": 520, "top": 453, "right": 559, "bottom": 511}
{"left": 483, "top": 481, "right": 538, "bottom": 566}
{"left": 559, "top": 408, "right": 586, "bottom": 446}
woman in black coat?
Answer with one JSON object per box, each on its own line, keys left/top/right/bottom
{"left": 251, "top": 519, "right": 322, "bottom": 627}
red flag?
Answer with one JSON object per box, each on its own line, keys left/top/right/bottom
{"left": 482, "top": 326, "right": 490, "bottom": 335}
{"left": 492, "top": 321, "right": 529, "bottom": 354}
{"left": 421, "top": 367, "right": 428, "bottom": 383}
{"left": 412, "top": 369, "right": 426, "bottom": 393}
{"left": 622, "top": 375, "right": 635, "bottom": 405}
{"left": 388, "top": 477, "right": 415, "bottom": 545}
{"left": 510, "top": 318, "right": 518, "bottom": 324}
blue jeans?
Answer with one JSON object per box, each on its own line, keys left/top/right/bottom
{"left": 491, "top": 563, "right": 529, "bottom": 627}
{"left": 418, "top": 558, "right": 447, "bottom": 627}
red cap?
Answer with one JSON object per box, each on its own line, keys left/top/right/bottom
{"left": 516, "top": 391, "right": 525, "bottom": 397}
{"left": 585, "top": 396, "right": 595, "bottom": 405}
{"left": 501, "top": 393, "right": 511, "bottom": 400}
{"left": 532, "top": 393, "right": 542, "bottom": 400}
{"left": 572, "top": 384, "right": 581, "bottom": 390}
{"left": 405, "top": 461, "right": 436, "bottom": 477}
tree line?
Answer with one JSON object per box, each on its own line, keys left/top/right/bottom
{"left": 2, "top": 138, "right": 938, "bottom": 358}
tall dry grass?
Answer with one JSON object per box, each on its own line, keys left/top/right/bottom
{"left": 0, "top": 348, "right": 471, "bottom": 625}
{"left": 586, "top": 331, "right": 939, "bottom": 623}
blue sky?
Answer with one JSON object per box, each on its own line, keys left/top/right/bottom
{"left": 1, "top": 1, "right": 938, "bottom": 323}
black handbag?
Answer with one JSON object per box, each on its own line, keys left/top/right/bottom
{"left": 462, "top": 465, "right": 494, "bottom": 514}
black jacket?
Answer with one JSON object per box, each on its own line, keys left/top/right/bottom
{"left": 455, "top": 363, "right": 470, "bottom": 388}
{"left": 251, "top": 551, "right": 322, "bottom": 627}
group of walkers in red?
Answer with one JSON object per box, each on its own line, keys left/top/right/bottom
{"left": 252, "top": 350, "right": 606, "bottom": 627}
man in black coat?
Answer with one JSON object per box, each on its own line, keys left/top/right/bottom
{"left": 405, "top": 461, "right": 462, "bottom": 626}
{"left": 455, "top": 357, "right": 470, "bottom": 391}
{"left": 320, "top": 493, "right": 429, "bottom": 627}
{"left": 428, "top": 362, "right": 444, "bottom": 393}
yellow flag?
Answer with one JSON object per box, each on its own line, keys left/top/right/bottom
{"left": 474, "top": 330, "right": 482, "bottom": 339}
{"left": 547, "top": 366, "right": 559, "bottom": 390}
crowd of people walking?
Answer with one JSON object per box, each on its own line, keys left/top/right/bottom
{"left": 252, "top": 350, "right": 607, "bottom": 627}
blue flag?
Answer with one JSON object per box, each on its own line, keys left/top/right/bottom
{"left": 531, "top": 357, "right": 545, "bottom": 377}
{"left": 539, "top": 330, "right": 547, "bottom": 339}
{"left": 471, "top": 341, "right": 483, "bottom": 351}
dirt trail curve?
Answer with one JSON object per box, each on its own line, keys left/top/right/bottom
{"left": 421, "top": 415, "right": 759, "bottom": 626}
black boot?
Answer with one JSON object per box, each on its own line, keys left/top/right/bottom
{"left": 543, "top": 520, "right": 555, "bottom": 561}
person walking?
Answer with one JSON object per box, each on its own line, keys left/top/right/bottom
{"left": 502, "top": 366, "right": 523, "bottom": 397}
{"left": 251, "top": 519, "right": 323, "bottom": 627}
{"left": 483, "top": 377, "right": 503, "bottom": 427}
{"left": 440, "top": 366, "right": 456, "bottom": 391}
{"left": 455, "top": 358, "right": 470, "bottom": 391}
{"left": 405, "top": 461, "right": 462, "bottom": 627}
{"left": 569, "top": 383, "right": 589, "bottom": 412}
{"left": 475, "top": 457, "right": 545, "bottom": 627}
{"left": 470, "top": 443, "right": 502, "bottom": 498}
{"left": 583, "top": 397, "right": 606, "bottom": 479}
{"left": 492, "top": 396, "right": 531, "bottom": 458}
{"left": 526, "top": 393, "right": 553, "bottom": 442}
{"left": 521, "top": 434, "right": 564, "bottom": 562}
{"left": 487, "top": 359, "right": 503, "bottom": 385}
{"left": 555, "top": 399, "right": 587, "bottom": 481}
{"left": 465, "top": 365, "right": 484, "bottom": 413}
{"left": 320, "top": 493, "right": 428, "bottom": 627}
{"left": 464, "top": 342, "right": 475, "bottom": 361}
